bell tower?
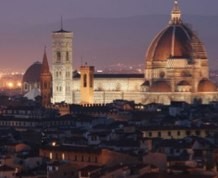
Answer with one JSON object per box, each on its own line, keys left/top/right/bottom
{"left": 51, "top": 22, "right": 73, "bottom": 104}
{"left": 40, "top": 48, "right": 52, "bottom": 107}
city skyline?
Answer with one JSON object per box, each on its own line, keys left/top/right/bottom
{"left": 0, "top": 0, "right": 218, "bottom": 73}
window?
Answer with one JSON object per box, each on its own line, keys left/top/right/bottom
{"left": 186, "top": 130, "right": 191, "bottom": 136}
{"left": 158, "top": 132, "right": 161, "bottom": 137}
{"left": 62, "top": 153, "right": 65, "bottom": 160}
{"left": 195, "top": 130, "right": 201, "bottom": 136}
{"left": 57, "top": 51, "right": 61, "bottom": 61}
{"left": 66, "top": 71, "right": 69, "bottom": 77}
{"left": 148, "top": 132, "right": 152, "bottom": 137}
{"left": 66, "top": 51, "right": 69, "bottom": 61}
{"left": 83, "top": 74, "right": 87, "bottom": 87}
{"left": 49, "top": 152, "right": 53, "bottom": 159}
{"left": 177, "top": 131, "right": 181, "bottom": 136}
{"left": 24, "top": 83, "right": 28, "bottom": 90}
{"left": 168, "top": 131, "right": 171, "bottom": 137}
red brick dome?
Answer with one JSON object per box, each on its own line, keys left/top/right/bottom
{"left": 145, "top": 1, "right": 207, "bottom": 63}
{"left": 23, "top": 62, "right": 42, "bottom": 83}
{"left": 198, "top": 79, "right": 217, "bottom": 92}
{"left": 149, "top": 80, "right": 171, "bottom": 92}
{"left": 145, "top": 24, "right": 207, "bottom": 62}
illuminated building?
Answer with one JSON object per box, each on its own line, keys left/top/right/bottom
{"left": 23, "top": 1, "right": 218, "bottom": 105}
{"left": 142, "top": 0, "right": 218, "bottom": 104}
{"left": 51, "top": 27, "right": 73, "bottom": 104}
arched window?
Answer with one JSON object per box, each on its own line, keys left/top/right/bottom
{"left": 57, "top": 51, "right": 61, "bottom": 62}
{"left": 83, "top": 74, "right": 87, "bottom": 87}
{"left": 66, "top": 51, "right": 69, "bottom": 61}
{"left": 24, "top": 83, "right": 28, "bottom": 90}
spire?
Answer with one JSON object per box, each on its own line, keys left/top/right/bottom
{"left": 170, "top": 0, "right": 182, "bottom": 24}
{"left": 61, "top": 16, "right": 63, "bottom": 31}
{"left": 41, "top": 47, "right": 50, "bottom": 74}
{"left": 53, "top": 16, "right": 71, "bottom": 33}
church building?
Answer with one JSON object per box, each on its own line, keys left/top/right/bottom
{"left": 23, "top": 1, "right": 218, "bottom": 105}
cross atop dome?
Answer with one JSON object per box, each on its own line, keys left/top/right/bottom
{"left": 170, "top": 0, "right": 182, "bottom": 24}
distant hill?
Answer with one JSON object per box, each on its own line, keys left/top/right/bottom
{"left": 0, "top": 15, "right": 218, "bottom": 72}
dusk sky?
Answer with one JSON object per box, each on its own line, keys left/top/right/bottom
{"left": 0, "top": 0, "right": 218, "bottom": 73}
{"left": 1, "top": 0, "right": 217, "bottom": 23}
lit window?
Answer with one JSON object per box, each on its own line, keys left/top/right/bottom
{"left": 62, "top": 153, "right": 65, "bottom": 160}
{"left": 49, "top": 152, "right": 53, "bottom": 159}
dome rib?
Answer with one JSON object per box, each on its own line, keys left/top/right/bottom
{"left": 145, "top": 26, "right": 170, "bottom": 61}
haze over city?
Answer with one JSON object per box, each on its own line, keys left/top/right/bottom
{"left": 0, "top": 0, "right": 218, "bottom": 73}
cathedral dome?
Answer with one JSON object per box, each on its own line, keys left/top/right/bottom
{"left": 23, "top": 62, "right": 42, "bottom": 83}
{"left": 146, "top": 1, "right": 207, "bottom": 62}
{"left": 198, "top": 79, "right": 217, "bottom": 92}
{"left": 149, "top": 80, "right": 171, "bottom": 92}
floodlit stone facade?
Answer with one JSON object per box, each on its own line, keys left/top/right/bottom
{"left": 23, "top": 1, "right": 218, "bottom": 105}
{"left": 51, "top": 28, "right": 73, "bottom": 104}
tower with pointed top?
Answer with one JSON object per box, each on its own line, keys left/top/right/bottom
{"left": 51, "top": 22, "right": 73, "bottom": 104}
{"left": 40, "top": 49, "right": 52, "bottom": 107}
